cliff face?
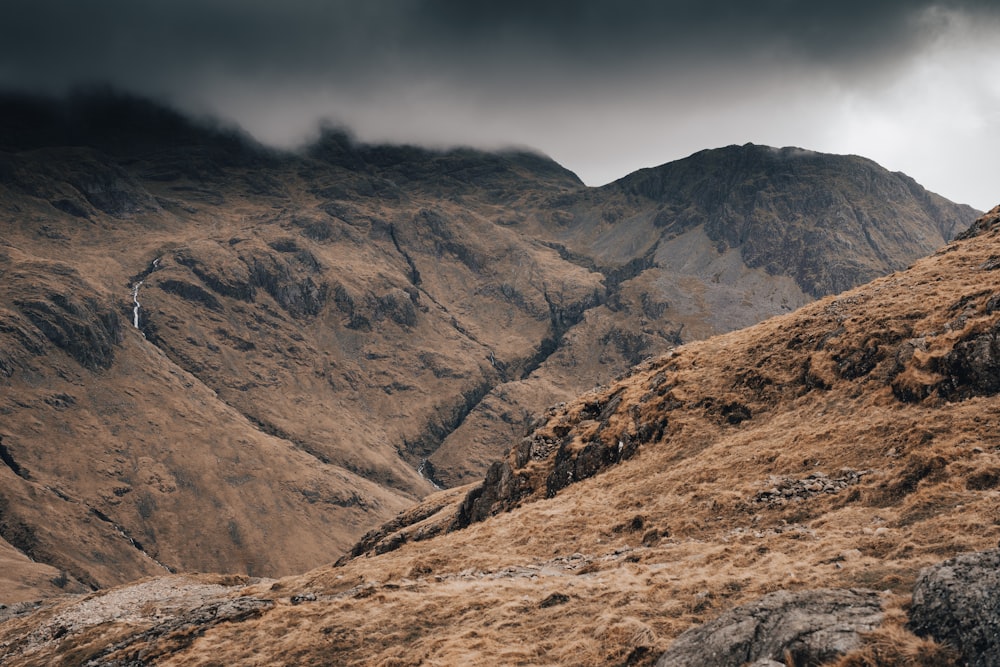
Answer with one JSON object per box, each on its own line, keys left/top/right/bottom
{"left": 0, "top": 91, "right": 980, "bottom": 597}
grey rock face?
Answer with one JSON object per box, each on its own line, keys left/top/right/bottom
{"left": 909, "top": 548, "right": 1000, "bottom": 667}
{"left": 454, "top": 460, "right": 524, "bottom": 528}
{"left": 14, "top": 280, "right": 122, "bottom": 370}
{"left": 656, "top": 588, "right": 883, "bottom": 667}
{"left": 938, "top": 321, "right": 1000, "bottom": 399}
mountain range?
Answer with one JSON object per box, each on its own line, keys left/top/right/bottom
{"left": 0, "top": 90, "right": 980, "bottom": 613}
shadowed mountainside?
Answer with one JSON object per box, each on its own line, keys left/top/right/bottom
{"left": 0, "top": 90, "right": 979, "bottom": 601}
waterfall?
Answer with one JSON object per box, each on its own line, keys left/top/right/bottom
{"left": 129, "top": 257, "right": 161, "bottom": 338}
{"left": 131, "top": 281, "right": 144, "bottom": 332}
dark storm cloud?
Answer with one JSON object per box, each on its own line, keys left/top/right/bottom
{"left": 2, "top": 1, "right": 998, "bottom": 210}
{"left": 2, "top": 0, "right": 997, "bottom": 92}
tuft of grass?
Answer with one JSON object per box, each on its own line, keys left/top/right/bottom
{"left": 833, "top": 600, "right": 960, "bottom": 667}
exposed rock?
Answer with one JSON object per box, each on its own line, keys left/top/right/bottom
{"left": 12, "top": 576, "right": 272, "bottom": 667}
{"left": 752, "top": 469, "right": 868, "bottom": 507}
{"left": 243, "top": 248, "right": 328, "bottom": 319}
{"left": 546, "top": 435, "right": 639, "bottom": 498}
{"left": 156, "top": 278, "right": 223, "bottom": 312}
{"left": 937, "top": 320, "right": 1000, "bottom": 399}
{"left": 455, "top": 460, "right": 528, "bottom": 528}
{"left": 341, "top": 488, "right": 466, "bottom": 560}
{"left": 655, "top": 589, "right": 883, "bottom": 667}
{"left": 67, "top": 161, "right": 156, "bottom": 218}
{"left": 173, "top": 247, "right": 254, "bottom": 301}
{"left": 611, "top": 144, "right": 976, "bottom": 298}
{"left": 12, "top": 273, "right": 122, "bottom": 370}
{"left": 953, "top": 205, "right": 1000, "bottom": 241}
{"left": 0, "top": 307, "right": 49, "bottom": 376}
{"left": 0, "top": 436, "right": 29, "bottom": 480}
{"left": 909, "top": 548, "right": 1000, "bottom": 666}
{"left": 539, "top": 592, "right": 570, "bottom": 608}
{"left": 171, "top": 240, "right": 330, "bottom": 319}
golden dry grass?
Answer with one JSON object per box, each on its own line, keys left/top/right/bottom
{"left": 832, "top": 598, "right": 960, "bottom": 667}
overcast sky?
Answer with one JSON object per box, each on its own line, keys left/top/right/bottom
{"left": 2, "top": 1, "right": 998, "bottom": 209}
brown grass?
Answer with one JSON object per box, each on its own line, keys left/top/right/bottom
{"left": 833, "top": 598, "right": 960, "bottom": 667}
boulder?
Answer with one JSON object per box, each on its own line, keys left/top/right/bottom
{"left": 656, "top": 588, "right": 883, "bottom": 667}
{"left": 909, "top": 548, "right": 1000, "bottom": 667}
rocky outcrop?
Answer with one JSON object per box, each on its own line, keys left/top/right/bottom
{"left": 243, "top": 246, "right": 328, "bottom": 319}
{"left": 0, "top": 575, "right": 270, "bottom": 667}
{"left": 936, "top": 319, "right": 1000, "bottom": 399}
{"left": 545, "top": 432, "right": 640, "bottom": 498}
{"left": 65, "top": 161, "right": 157, "bottom": 218}
{"left": 656, "top": 589, "right": 884, "bottom": 667}
{"left": 173, "top": 246, "right": 254, "bottom": 301}
{"left": 170, "top": 240, "right": 329, "bottom": 319}
{"left": 451, "top": 386, "right": 646, "bottom": 531}
{"left": 455, "top": 461, "right": 524, "bottom": 528}
{"left": 0, "top": 306, "right": 49, "bottom": 377}
{"left": 909, "top": 548, "right": 1000, "bottom": 666}
{"left": 10, "top": 265, "right": 122, "bottom": 370}
{"left": 156, "top": 279, "right": 223, "bottom": 312}
{"left": 341, "top": 487, "right": 467, "bottom": 559}
{"left": 752, "top": 469, "right": 868, "bottom": 508}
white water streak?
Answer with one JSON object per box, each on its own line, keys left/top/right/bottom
{"left": 131, "top": 281, "right": 143, "bottom": 331}
{"left": 417, "top": 459, "right": 442, "bottom": 490}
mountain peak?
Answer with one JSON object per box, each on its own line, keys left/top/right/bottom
{"left": 578, "top": 143, "right": 979, "bottom": 297}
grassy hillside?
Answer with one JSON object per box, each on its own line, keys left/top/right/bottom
{"left": 3, "top": 207, "right": 998, "bottom": 666}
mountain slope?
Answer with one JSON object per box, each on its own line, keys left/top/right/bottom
{"left": 427, "top": 143, "right": 978, "bottom": 486}
{"left": 0, "top": 91, "right": 979, "bottom": 598}
{"left": 3, "top": 206, "right": 998, "bottom": 666}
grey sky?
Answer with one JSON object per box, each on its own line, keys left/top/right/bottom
{"left": 2, "top": 1, "right": 998, "bottom": 209}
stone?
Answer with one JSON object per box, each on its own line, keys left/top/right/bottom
{"left": 655, "top": 588, "right": 883, "bottom": 667}
{"left": 937, "top": 322, "right": 1000, "bottom": 399}
{"left": 909, "top": 548, "right": 1000, "bottom": 667}
{"left": 454, "top": 461, "right": 526, "bottom": 528}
